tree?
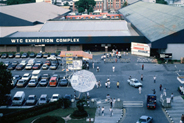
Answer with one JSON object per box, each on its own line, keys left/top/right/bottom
{"left": 75, "top": 0, "right": 96, "bottom": 14}
{"left": 64, "top": 2, "right": 69, "bottom": 6}
{"left": 122, "top": 1, "right": 128, "bottom": 7}
{"left": 156, "top": 0, "right": 167, "bottom": 4}
{"left": 7, "top": 0, "right": 35, "bottom": 5}
{"left": 0, "top": 62, "right": 13, "bottom": 105}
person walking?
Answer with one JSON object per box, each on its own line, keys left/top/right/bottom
{"left": 107, "top": 77, "right": 110, "bottom": 82}
{"left": 92, "top": 62, "right": 94, "bottom": 69}
{"left": 129, "top": 76, "right": 132, "bottom": 80}
{"left": 109, "top": 107, "right": 113, "bottom": 117}
{"left": 153, "top": 76, "right": 156, "bottom": 83}
{"left": 152, "top": 89, "right": 156, "bottom": 94}
{"left": 163, "top": 88, "right": 167, "bottom": 96}
{"left": 138, "top": 86, "right": 142, "bottom": 94}
{"left": 101, "top": 107, "right": 105, "bottom": 116}
{"left": 107, "top": 81, "right": 111, "bottom": 88}
{"left": 141, "top": 74, "right": 143, "bottom": 81}
{"left": 110, "top": 98, "right": 113, "bottom": 107}
{"left": 105, "top": 82, "right": 108, "bottom": 89}
{"left": 104, "top": 58, "right": 106, "bottom": 63}
{"left": 112, "top": 65, "right": 115, "bottom": 72}
{"left": 115, "top": 58, "right": 117, "bottom": 63}
{"left": 113, "top": 98, "right": 116, "bottom": 107}
{"left": 142, "top": 64, "right": 144, "bottom": 70}
{"left": 117, "top": 81, "right": 120, "bottom": 88}
{"left": 98, "top": 80, "right": 101, "bottom": 88}
{"left": 98, "top": 106, "right": 101, "bottom": 116}
{"left": 171, "top": 93, "right": 174, "bottom": 102}
{"left": 96, "top": 66, "right": 100, "bottom": 72}
{"left": 159, "top": 84, "right": 162, "bottom": 91}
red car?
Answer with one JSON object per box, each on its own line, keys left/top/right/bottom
{"left": 32, "top": 64, "right": 41, "bottom": 70}
{"left": 45, "top": 60, "right": 51, "bottom": 66}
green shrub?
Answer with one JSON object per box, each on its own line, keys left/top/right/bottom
{"left": 70, "top": 110, "right": 88, "bottom": 119}
{"left": 34, "top": 116, "right": 65, "bottom": 123}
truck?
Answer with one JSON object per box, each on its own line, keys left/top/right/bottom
{"left": 31, "top": 70, "right": 41, "bottom": 81}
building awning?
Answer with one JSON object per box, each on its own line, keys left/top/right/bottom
{"left": 60, "top": 51, "right": 93, "bottom": 59}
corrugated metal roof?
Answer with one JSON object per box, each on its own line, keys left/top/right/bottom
{"left": 0, "top": 2, "right": 69, "bottom": 26}
{"left": 119, "top": 1, "right": 184, "bottom": 42}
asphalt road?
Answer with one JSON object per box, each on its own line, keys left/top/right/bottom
{"left": 1, "top": 53, "right": 183, "bottom": 123}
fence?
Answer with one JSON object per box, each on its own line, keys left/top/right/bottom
{"left": 137, "top": 58, "right": 157, "bottom": 63}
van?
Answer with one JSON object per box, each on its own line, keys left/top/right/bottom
{"left": 31, "top": 70, "right": 41, "bottom": 81}
{"left": 49, "top": 77, "right": 57, "bottom": 86}
{"left": 12, "top": 91, "right": 25, "bottom": 106}
{"left": 146, "top": 94, "right": 156, "bottom": 109}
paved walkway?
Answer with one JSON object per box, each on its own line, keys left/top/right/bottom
{"left": 94, "top": 99, "right": 123, "bottom": 123}
{"left": 165, "top": 96, "right": 184, "bottom": 123}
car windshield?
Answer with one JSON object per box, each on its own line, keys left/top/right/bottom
{"left": 41, "top": 80, "right": 46, "bottom": 82}
{"left": 139, "top": 119, "right": 146, "bottom": 122}
{"left": 40, "top": 98, "right": 46, "bottom": 101}
{"left": 43, "top": 65, "right": 47, "bottom": 67}
{"left": 28, "top": 97, "right": 34, "bottom": 100}
{"left": 134, "top": 80, "right": 139, "bottom": 83}
{"left": 61, "top": 80, "right": 67, "bottom": 82}
{"left": 23, "top": 75, "right": 29, "bottom": 77}
{"left": 30, "top": 80, "right": 35, "bottom": 83}
{"left": 52, "top": 96, "right": 58, "bottom": 99}
{"left": 51, "top": 80, "right": 55, "bottom": 82}
{"left": 13, "top": 97, "right": 21, "bottom": 100}
{"left": 18, "top": 80, "right": 24, "bottom": 83}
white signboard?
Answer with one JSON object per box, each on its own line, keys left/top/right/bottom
{"left": 68, "top": 60, "right": 82, "bottom": 70}
{"left": 131, "top": 42, "right": 151, "bottom": 57}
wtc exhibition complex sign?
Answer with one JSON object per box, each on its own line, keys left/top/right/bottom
{"left": 131, "top": 42, "right": 151, "bottom": 57}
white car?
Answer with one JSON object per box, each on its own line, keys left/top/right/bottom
{"left": 22, "top": 73, "right": 31, "bottom": 82}
{"left": 20, "top": 60, "right": 27, "bottom": 66}
{"left": 50, "top": 94, "right": 60, "bottom": 102}
{"left": 127, "top": 78, "right": 142, "bottom": 88}
{"left": 25, "top": 64, "right": 33, "bottom": 70}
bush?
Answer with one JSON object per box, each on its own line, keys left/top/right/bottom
{"left": 70, "top": 110, "right": 88, "bottom": 119}
{"left": 34, "top": 116, "right": 65, "bottom": 123}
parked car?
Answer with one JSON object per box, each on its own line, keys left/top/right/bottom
{"left": 36, "top": 53, "right": 43, "bottom": 58}
{"left": 12, "top": 91, "right": 25, "bottom": 106}
{"left": 52, "top": 74, "right": 60, "bottom": 81}
{"left": 15, "top": 64, "right": 25, "bottom": 70}
{"left": 8, "top": 53, "right": 15, "bottom": 58}
{"left": 44, "top": 60, "right": 51, "bottom": 66}
{"left": 16, "top": 79, "right": 28, "bottom": 87}
{"left": 12, "top": 61, "right": 19, "bottom": 66}
{"left": 28, "top": 79, "right": 38, "bottom": 87}
{"left": 8, "top": 62, "right": 18, "bottom": 70}
{"left": 136, "top": 115, "right": 153, "bottom": 123}
{"left": 127, "top": 78, "right": 142, "bottom": 88}
{"left": 49, "top": 77, "right": 58, "bottom": 87}
{"left": 41, "top": 74, "right": 50, "bottom": 80}
{"left": 50, "top": 64, "right": 58, "bottom": 70}
{"left": 64, "top": 94, "right": 72, "bottom": 101}
{"left": 22, "top": 73, "right": 31, "bottom": 82}
{"left": 31, "top": 70, "right": 41, "bottom": 81}
{"left": 35, "top": 61, "right": 43, "bottom": 66}
{"left": 25, "top": 64, "right": 33, "bottom": 70}
{"left": 42, "top": 64, "right": 49, "bottom": 70}
{"left": 50, "top": 94, "right": 60, "bottom": 102}
{"left": 51, "top": 60, "right": 59, "bottom": 65}
{"left": 4, "top": 61, "right": 10, "bottom": 67}
{"left": 20, "top": 60, "right": 27, "bottom": 66}
{"left": 29, "top": 53, "right": 36, "bottom": 58}
{"left": 32, "top": 63, "right": 41, "bottom": 70}
{"left": 38, "top": 94, "right": 49, "bottom": 105}
{"left": 15, "top": 53, "right": 21, "bottom": 58}
{"left": 12, "top": 75, "right": 22, "bottom": 87}
{"left": 43, "top": 53, "right": 49, "bottom": 58}
{"left": 1, "top": 53, "right": 8, "bottom": 59}
{"left": 39, "top": 79, "right": 49, "bottom": 86}
{"left": 59, "top": 79, "right": 68, "bottom": 86}
{"left": 25, "top": 95, "right": 37, "bottom": 105}
{"left": 21, "top": 53, "right": 28, "bottom": 58}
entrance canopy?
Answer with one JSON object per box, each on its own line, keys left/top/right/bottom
{"left": 60, "top": 51, "right": 93, "bottom": 59}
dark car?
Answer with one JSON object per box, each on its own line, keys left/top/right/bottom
{"left": 39, "top": 79, "right": 49, "bottom": 86}
{"left": 51, "top": 60, "right": 59, "bottom": 65}
{"left": 50, "top": 53, "right": 57, "bottom": 57}
{"left": 15, "top": 64, "right": 25, "bottom": 70}
{"left": 32, "top": 64, "right": 41, "bottom": 70}
{"left": 8, "top": 53, "right": 15, "bottom": 58}
{"left": 43, "top": 53, "right": 49, "bottom": 58}
{"left": 29, "top": 53, "right": 36, "bottom": 58}
{"left": 147, "top": 94, "right": 156, "bottom": 109}
{"left": 4, "top": 61, "right": 11, "bottom": 67}
{"left": 45, "top": 60, "right": 51, "bottom": 66}
{"left": 1, "top": 53, "right": 8, "bottom": 59}
{"left": 64, "top": 94, "right": 72, "bottom": 101}
{"left": 21, "top": 53, "right": 28, "bottom": 58}
{"left": 59, "top": 79, "right": 68, "bottom": 86}
{"left": 12, "top": 75, "right": 22, "bottom": 87}
{"left": 8, "top": 64, "right": 17, "bottom": 70}
{"left": 35, "top": 61, "right": 43, "bottom": 66}
{"left": 26, "top": 95, "right": 37, "bottom": 105}
{"left": 15, "top": 53, "right": 21, "bottom": 58}
{"left": 36, "top": 53, "right": 43, "bottom": 58}
{"left": 41, "top": 74, "right": 50, "bottom": 80}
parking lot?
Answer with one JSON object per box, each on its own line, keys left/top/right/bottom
{"left": 1, "top": 52, "right": 184, "bottom": 122}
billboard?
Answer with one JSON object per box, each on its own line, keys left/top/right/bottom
{"left": 131, "top": 42, "right": 151, "bottom": 57}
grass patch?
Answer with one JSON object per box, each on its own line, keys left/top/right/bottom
{"left": 0, "top": 109, "right": 24, "bottom": 115}
{"left": 17, "top": 108, "right": 96, "bottom": 123}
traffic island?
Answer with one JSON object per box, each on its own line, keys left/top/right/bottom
{"left": 177, "top": 76, "right": 184, "bottom": 84}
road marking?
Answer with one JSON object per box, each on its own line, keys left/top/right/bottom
{"left": 176, "top": 72, "right": 180, "bottom": 76}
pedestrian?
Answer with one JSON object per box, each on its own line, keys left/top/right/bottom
{"left": 171, "top": 93, "right": 174, "bottom": 101}
{"left": 110, "top": 98, "right": 113, "bottom": 107}
{"left": 152, "top": 89, "right": 156, "bottom": 94}
{"left": 107, "top": 77, "right": 110, "bottom": 82}
{"left": 96, "top": 66, "right": 100, "bottom": 72}
{"left": 129, "top": 76, "right": 132, "bottom": 80}
{"left": 142, "top": 64, "right": 144, "bottom": 70}
{"left": 106, "top": 94, "right": 110, "bottom": 102}
{"left": 138, "top": 86, "right": 142, "bottom": 94}
{"left": 107, "top": 81, "right": 111, "bottom": 88}
{"left": 115, "top": 58, "right": 117, "bottom": 63}
{"left": 109, "top": 107, "right": 113, "bottom": 117}
{"left": 124, "top": 52, "right": 126, "bottom": 56}
{"left": 141, "top": 74, "right": 143, "bottom": 81}
{"left": 98, "top": 106, "right": 101, "bottom": 116}
{"left": 96, "top": 81, "right": 98, "bottom": 88}
{"left": 87, "top": 92, "right": 90, "bottom": 98}
{"left": 104, "top": 58, "right": 106, "bottom": 63}
{"left": 181, "top": 114, "right": 184, "bottom": 123}
{"left": 92, "top": 62, "right": 94, "bottom": 69}
{"left": 117, "top": 81, "right": 119, "bottom": 88}
{"left": 153, "top": 76, "right": 156, "bottom": 83}
{"left": 112, "top": 65, "right": 115, "bottom": 72}
{"left": 163, "top": 88, "right": 166, "bottom": 96}
{"left": 159, "top": 84, "right": 162, "bottom": 91}
{"left": 105, "top": 82, "right": 108, "bottom": 89}
{"left": 98, "top": 80, "right": 101, "bottom": 87}
{"left": 101, "top": 107, "right": 105, "bottom": 116}
{"left": 113, "top": 98, "right": 116, "bottom": 107}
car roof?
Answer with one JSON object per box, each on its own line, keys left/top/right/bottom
{"left": 40, "top": 94, "right": 47, "bottom": 97}
{"left": 14, "top": 75, "right": 20, "bottom": 77}
{"left": 52, "top": 94, "right": 59, "bottom": 96}
{"left": 140, "top": 115, "right": 149, "bottom": 119}
{"left": 29, "top": 95, "right": 36, "bottom": 97}
{"left": 131, "top": 78, "right": 138, "bottom": 81}
{"left": 24, "top": 73, "right": 30, "bottom": 76}
{"left": 41, "top": 79, "right": 47, "bottom": 81}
